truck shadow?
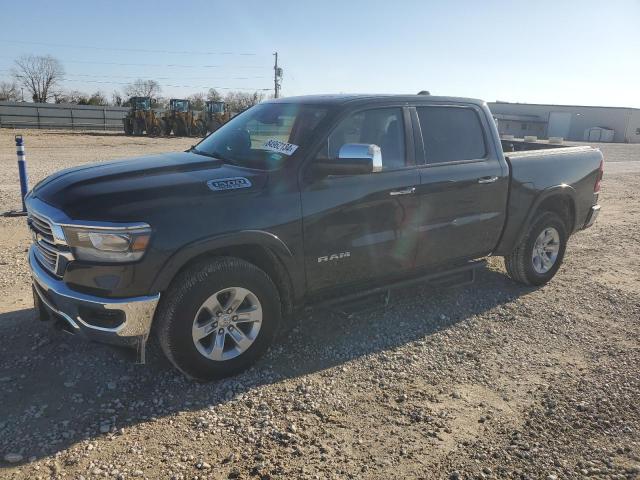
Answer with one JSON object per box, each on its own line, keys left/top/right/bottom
{"left": 0, "top": 267, "right": 536, "bottom": 465}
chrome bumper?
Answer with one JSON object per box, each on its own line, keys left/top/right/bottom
{"left": 583, "top": 204, "right": 601, "bottom": 229}
{"left": 29, "top": 246, "right": 159, "bottom": 347}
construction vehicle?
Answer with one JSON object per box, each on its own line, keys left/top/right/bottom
{"left": 196, "top": 100, "right": 231, "bottom": 136}
{"left": 162, "top": 99, "right": 198, "bottom": 136}
{"left": 123, "top": 97, "right": 164, "bottom": 136}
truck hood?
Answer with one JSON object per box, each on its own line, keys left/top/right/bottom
{"left": 31, "top": 151, "right": 266, "bottom": 221}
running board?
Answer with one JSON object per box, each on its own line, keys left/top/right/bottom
{"left": 312, "top": 259, "right": 485, "bottom": 317}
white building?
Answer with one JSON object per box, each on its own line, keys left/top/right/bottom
{"left": 488, "top": 102, "right": 640, "bottom": 143}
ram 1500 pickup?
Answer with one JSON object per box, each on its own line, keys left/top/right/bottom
{"left": 26, "top": 94, "right": 603, "bottom": 380}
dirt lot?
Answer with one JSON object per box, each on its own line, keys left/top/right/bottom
{"left": 0, "top": 129, "right": 639, "bottom": 480}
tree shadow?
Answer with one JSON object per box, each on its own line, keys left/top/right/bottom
{"left": 0, "top": 267, "right": 535, "bottom": 465}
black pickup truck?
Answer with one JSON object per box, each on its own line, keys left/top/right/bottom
{"left": 26, "top": 94, "right": 603, "bottom": 380}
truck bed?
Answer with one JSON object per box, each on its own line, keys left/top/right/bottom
{"left": 493, "top": 140, "right": 603, "bottom": 256}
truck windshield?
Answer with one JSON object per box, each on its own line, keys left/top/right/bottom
{"left": 171, "top": 100, "right": 189, "bottom": 112}
{"left": 133, "top": 98, "right": 150, "bottom": 110}
{"left": 193, "top": 103, "right": 328, "bottom": 170}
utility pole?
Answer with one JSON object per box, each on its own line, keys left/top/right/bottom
{"left": 273, "top": 52, "right": 282, "bottom": 98}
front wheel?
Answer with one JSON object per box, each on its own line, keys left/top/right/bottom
{"left": 504, "top": 211, "right": 568, "bottom": 286}
{"left": 155, "top": 257, "right": 281, "bottom": 381}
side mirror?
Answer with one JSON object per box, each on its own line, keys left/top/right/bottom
{"left": 312, "top": 143, "right": 382, "bottom": 176}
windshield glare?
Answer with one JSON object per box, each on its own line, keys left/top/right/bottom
{"left": 194, "top": 103, "right": 328, "bottom": 170}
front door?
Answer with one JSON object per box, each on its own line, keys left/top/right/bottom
{"left": 301, "top": 107, "right": 421, "bottom": 294}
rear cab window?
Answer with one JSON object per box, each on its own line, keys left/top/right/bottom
{"left": 416, "top": 106, "right": 487, "bottom": 164}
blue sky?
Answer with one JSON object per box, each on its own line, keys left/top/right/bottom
{"left": 0, "top": 0, "right": 638, "bottom": 107}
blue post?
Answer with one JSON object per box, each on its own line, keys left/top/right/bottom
{"left": 15, "top": 135, "right": 29, "bottom": 212}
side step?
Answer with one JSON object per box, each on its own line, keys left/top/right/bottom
{"left": 313, "top": 259, "right": 485, "bottom": 317}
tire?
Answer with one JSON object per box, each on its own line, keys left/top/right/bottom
{"left": 123, "top": 119, "right": 133, "bottom": 135}
{"left": 504, "top": 211, "right": 568, "bottom": 286}
{"left": 195, "top": 120, "right": 206, "bottom": 137}
{"left": 149, "top": 122, "right": 160, "bottom": 136}
{"left": 133, "top": 120, "right": 143, "bottom": 136}
{"left": 155, "top": 257, "right": 281, "bottom": 381}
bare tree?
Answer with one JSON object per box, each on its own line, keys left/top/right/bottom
{"left": 188, "top": 92, "right": 206, "bottom": 110}
{"left": 0, "top": 80, "right": 19, "bottom": 101}
{"left": 223, "top": 91, "right": 264, "bottom": 113}
{"left": 78, "top": 91, "right": 108, "bottom": 106}
{"left": 123, "top": 79, "right": 161, "bottom": 100}
{"left": 207, "top": 88, "right": 222, "bottom": 102}
{"left": 12, "top": 54, "right": 64, "bottom": 103}
{"left": 111, "top": 90, "right": 123, "bottom": 106}
{"left": 152, "top": 96, "right": 168, "bottom": 109}
{"left": 54, "top": 90, "right": 86, "bottom": 104}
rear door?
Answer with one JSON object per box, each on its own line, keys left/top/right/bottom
{"left": 301, "top": 106, "right": 421, "bottom": 294}
{"left": 412, "top": 104, "right": 509, "bottom": 268}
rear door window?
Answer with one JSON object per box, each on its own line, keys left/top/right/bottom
{"left": 416, "top": 106, "right": 486, "bottom": 163}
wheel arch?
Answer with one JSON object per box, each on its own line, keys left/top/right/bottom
{"left": 150, "top": 230, "right": 298, "bottom": 318}
{"left": 495, "top": 184, "right": 577, "bottom": 256}
{"left": 518, "top": 185, "right": 577, "bottom": 245}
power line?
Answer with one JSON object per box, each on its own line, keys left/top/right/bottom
{"left": 0, "top": 55, "right": 269, "bottom": 69}
{"left": 61, "top": 78, "right": 272, "bottom": 91}
{"left": 0, "top": 68, "right": 267, "bottom": 81}
{"left": 0, "top": 39, "right": 260, "bottom": 56}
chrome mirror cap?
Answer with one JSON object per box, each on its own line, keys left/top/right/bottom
{"left": 337, "top": 143, "right": 382, "bottom": 172}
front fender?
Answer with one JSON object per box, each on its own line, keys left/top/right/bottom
{"left": 150, "top": 230, "right": 296, "bottom": 293}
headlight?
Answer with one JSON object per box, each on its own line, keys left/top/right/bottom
{"left": 63, "top": 226, "right": 151, "bottom": 262}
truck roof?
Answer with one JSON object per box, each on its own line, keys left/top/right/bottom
{"left": 266, "top": 94, "right": 486, "bottom": 107}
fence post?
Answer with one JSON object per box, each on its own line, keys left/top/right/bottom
{"left": 70, "top": 108, "right": 74, "bottom": 130}
{"left": 103, "top": 108, "right": 107, "bottom": 131}
{"left": 36, "top": 107, "right": 40, "bottom": 129}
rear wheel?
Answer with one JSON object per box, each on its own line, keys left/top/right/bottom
{"left": 164, "top": 120, "right": 173, "bottom": 136}
{"left": 133, "top": 118, "right": 143, "bottom": 135}
{"left": 149, "top": 121, "right": 162, "bottom": 136}
{"left": 196, "top": 120, "right": 207, "bottom": 137}
{"left": 504, "top": 211, "right": 567, "bottom": 286}
{"left": 156, "top": 257, "right": 281, "bottom": 381}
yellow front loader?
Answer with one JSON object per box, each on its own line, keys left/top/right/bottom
{"left": 162, "top": 99, "right": 198, "bottom": 136}
{"left": 196, "top": 101, "right": 231, "bottom": 136}
{"left": 123, "top": 97, "right": 164, "bottom": 136}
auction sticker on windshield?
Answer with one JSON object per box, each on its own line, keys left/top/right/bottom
{"left": 263, "top": 139, "right": 299, "bottom": 156}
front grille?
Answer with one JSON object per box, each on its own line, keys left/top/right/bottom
{"left": 30, "top": 213, "right": 54, "bottom": 241}
{"left": 34, "top": 238, "right": 59, "bottom": 272}
{"left": 28, "top": 211, "right": 65, "bottom": 276}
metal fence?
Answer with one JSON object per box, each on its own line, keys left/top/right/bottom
{"left": 0, "top": 101, "right": 128, "bottom": 131}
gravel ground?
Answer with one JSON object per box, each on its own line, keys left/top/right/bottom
{"left": 0, "top": 129, "right": 639, "bottom": 480}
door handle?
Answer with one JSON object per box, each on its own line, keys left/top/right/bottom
{"left": 478, "top": 176, "right": 498, "bottom": 184}
{"left": 389, "top": 187, "right": 416, "bottom": 196}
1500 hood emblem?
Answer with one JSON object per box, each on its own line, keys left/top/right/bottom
{"left": 207, "top": 177, "right": 252, "bottom": 191}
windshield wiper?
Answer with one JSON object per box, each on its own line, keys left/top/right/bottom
{"left": 188, "top": 146, "right": 238, "bottom": 165}
{"left": 188, "top": 146, "right": 217, "bottom": 158}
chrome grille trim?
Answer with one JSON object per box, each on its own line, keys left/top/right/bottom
{"left": 30, "top": 212, "right": 54, "bottom": 239}
{"left": 34, "top": 240, "right": 58, "bottom": 272}
{"left": 27, "top": 204, "right": 72, "bottom": 277}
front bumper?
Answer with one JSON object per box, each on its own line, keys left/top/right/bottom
{"left": 29, "top": 246, "right": 160, "bottom": 347}
{"left": 583, "top": 204, "right": 601, "bottom": 229}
